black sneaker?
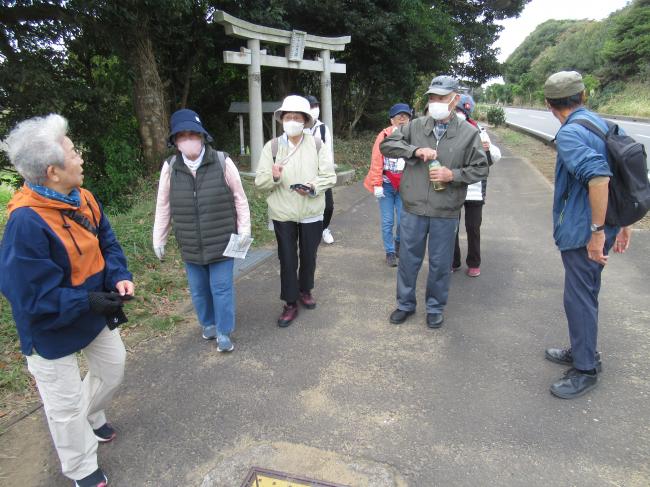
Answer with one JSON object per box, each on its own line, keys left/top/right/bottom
{"left": 550, "top": 367, "right": 598, "bottom": 399}
{"left": 389, "top": 308, "right": 414, "bottom": 324}
{"left": 386, "top": 253, "right": 397, "bottom": 267}
{"left": 545, "top": 347, "right": 602, "bottom": 372}
{"left": 93, "top": 423, "right": 116, "bottom": 443}
{"left": 74, "top": 468, "right": 108, "bottom": 487}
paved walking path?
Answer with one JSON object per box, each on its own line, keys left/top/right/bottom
{"left": 2, "top": 145, "right": 649, "bottom": 486}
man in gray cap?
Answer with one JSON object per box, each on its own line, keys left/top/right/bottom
{"left": 542, "top": 70, "right": 632, "bottom": 399}
{"left": 380, "top": 75, "right": 488, "bottom": 329}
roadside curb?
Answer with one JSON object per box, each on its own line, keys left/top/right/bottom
{"left": 491, "top": 104, "right": 650, "bottom": 124}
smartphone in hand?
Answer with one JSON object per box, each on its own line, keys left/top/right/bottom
{"left": 290, "top": 183, "right": 314, "bottom": 194}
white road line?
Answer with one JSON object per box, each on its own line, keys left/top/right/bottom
{"left": 528, "top": 115, "right": 547, "bottom": 120}
{"left": 634, "top": 134, "right": 650, "bottom": 139}
{"left": 612, "top": 120, "right": 650, "bottom": 127}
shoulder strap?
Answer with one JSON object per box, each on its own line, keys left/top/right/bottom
{"left": 568, "top": 118, "right": 607, "bottom": 142}
{"left": 319, "top": 123, "right": 326, "bottom": 143}
{"left": 216, "top": 150, "right": 226, "bottom": 173}
{"left": 60, "top": 209, "right": 98, "bottom": 237}
{"left": 271, "top": 137, "right": 279, "bottom": 163}
{"left": 166, "top": 155, "right": 176, "bottom": 170}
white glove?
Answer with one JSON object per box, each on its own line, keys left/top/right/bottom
{"left": 154, "top": 245, "right": 165, "bottom": 261}
{"left": 374, "top": 186, "right": 385, "bottom": 198}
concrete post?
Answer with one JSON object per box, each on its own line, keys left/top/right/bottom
{"left": 320, "top": 49, "right": 333, "bottom": 135}
{"left": 238, "top": 114, "right": 245, "bottom": 154}
{"left": 248, "top": 39, "right": 263, "bottom": 173}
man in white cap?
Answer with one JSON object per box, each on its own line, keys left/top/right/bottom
{"left": 380, "top": 75, "right": 488, "bottom": 330}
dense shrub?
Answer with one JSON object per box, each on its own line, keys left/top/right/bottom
{"left": 487, "top": 106, "right": 506, "bottom": 126}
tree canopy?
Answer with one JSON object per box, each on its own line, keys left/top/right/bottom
{"left": 1, "top": 0, "right": 528, "bottom": 205}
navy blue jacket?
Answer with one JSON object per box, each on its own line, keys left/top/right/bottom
{"left": 0, "top": 186, "right": 132, "bottom": 359}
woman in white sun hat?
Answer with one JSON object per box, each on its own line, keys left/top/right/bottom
{"left": 255, "top": 95, "right": 337, "bottom": 327}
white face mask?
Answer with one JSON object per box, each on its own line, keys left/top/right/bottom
{"left": 429, "top": 101, "right": 452, "bottom": 121}
{"left": 283, "top": 120, "right": 305, "bottom": 137}
{"left": 310, "top": 107, "right": 320, "bottom": 121}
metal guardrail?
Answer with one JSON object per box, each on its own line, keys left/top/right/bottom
{"left": 504, "top": 121, "right": 556, "bottom": 148}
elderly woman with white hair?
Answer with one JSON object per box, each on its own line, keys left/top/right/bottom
{"left": 255, "top": 95, "right": 337, "bottom": 327}
{"left": 0, "top": 114, "right": 133, "bottom": 487}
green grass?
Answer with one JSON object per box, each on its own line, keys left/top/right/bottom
{"left": 597, "top": 82, "right": 650, "bottom": 118}
{"left": 335, "top": 132, "right": 374, "bottom": 181}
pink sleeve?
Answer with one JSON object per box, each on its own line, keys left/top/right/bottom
{"left": 224, "top": 157, "right": 251, "bottom": 235}
{"left": 152, "top": 161, "right": 172, "bottom": 247}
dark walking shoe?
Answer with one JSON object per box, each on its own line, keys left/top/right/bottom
{"left": 299, "top": 291, "right": 317, "bottom": 309}
{"left": 389, "top": 308, "right": 414, "bottom": 324}
{"left": 93, "top": 423, "right": 116, "bottom": 443}
{"left": 451, "top": 265, "right": 461, "bottom": 272}
{"left": 74, "top": 468, "right": 108, "bottom": 487}
{"left": 545, "top": 347, "right": 602, "bottom": 372}
{"left": 550, "top": 367, "right": 598, "bottom": 399}
{"left": 426, "top": 313, "right": 443, "bottom": 329}
{"left": 386, "top": 252, "right": 397, "bottom": 267}
{"left": 278, "top": 304, "right": 298, "bottom": 327}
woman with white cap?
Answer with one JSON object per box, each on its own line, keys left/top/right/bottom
{"left": 255, "top": 95, "right": 337, "bottom": 327}
{"left": 153, "top": 109, "right": 251, "bottom": 352}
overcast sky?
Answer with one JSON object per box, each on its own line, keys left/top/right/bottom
{"left": 494, "top": 0, "right": 632, "bottom": 63}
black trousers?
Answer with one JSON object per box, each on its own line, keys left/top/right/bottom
{"left": 453, "top": 201, "right": 483, "bottom": 268}
{"left": 323, "top": 188, "right": 334, "bottom": 230}
{"left": 273, "top": 220, "right": 323, "bottom": 303}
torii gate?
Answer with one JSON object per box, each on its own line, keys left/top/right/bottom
{"left": 212, "top": 10, "right": 350, "bottom": 173}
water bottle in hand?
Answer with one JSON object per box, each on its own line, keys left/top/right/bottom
{"left": 428, "top": 160, "right": 446, "bottom": 191}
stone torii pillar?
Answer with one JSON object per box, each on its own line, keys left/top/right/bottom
{"left": 212, "top": 11, "right": 350, "bottom": 173}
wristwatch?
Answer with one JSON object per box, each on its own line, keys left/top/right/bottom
{"left": 590, "top": 223, "right": 605, "bottom": 232}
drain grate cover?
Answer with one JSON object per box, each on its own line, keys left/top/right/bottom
{"left": 240, "top": 467, "right": 350, "bottom": 487}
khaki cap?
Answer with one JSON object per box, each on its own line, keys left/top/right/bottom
{"left": 543, "top": 71, "right": 585, "bottom": 99}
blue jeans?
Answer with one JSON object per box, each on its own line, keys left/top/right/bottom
{"left": 378, "top": 181, "right": 402, "bottom": 254}
{"left": 397, "top": 210, "right": 457, "bottom": 314}
{"left": 185, "top": 259, "right": 235, "bottom": 336}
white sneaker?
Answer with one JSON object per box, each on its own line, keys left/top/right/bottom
{"left": 322, "top": 228, "right": 334, "bottom": 244}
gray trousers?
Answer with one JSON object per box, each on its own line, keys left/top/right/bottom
{"left": 397, "top": 210, "right": 458, "bottom": 314}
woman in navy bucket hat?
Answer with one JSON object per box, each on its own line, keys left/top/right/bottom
{"left": 154, "top": 109, "right": 251, "bottom": 352}
{"left": 168, "top": 109, "right": 213, "bottom": 145}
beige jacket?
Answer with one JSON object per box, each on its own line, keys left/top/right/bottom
{"left": 255, "top": 133, "right": 336, "bottom": 222}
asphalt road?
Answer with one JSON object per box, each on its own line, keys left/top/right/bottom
{"left": 504, "top": 106, "right": 650, "bottom": 156}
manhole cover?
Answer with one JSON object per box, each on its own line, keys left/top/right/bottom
{"left": 240, "top": 467, "right": 350, "bottom": 487}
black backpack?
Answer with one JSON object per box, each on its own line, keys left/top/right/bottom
{"left": 568, "top": 118, "right": 650, "bottom": 227}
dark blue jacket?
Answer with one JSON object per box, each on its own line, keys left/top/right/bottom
{"left": 553, "top": 107, "right": 618, "bottom": 251}
{"left": 0, "top": 186, "right": 132, "bottom": 359}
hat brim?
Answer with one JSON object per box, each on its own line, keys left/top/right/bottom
{"left": 168, "top": 121, "right": 213, "bottom": 144}
{"left": 390, "top": 111, "right": 412, "bottom": 118}
{"left": 274, "top": 109, "right": 314, "bottom": 128}
{"left": 425, "top": 87, "right": 455, "bottom": 96}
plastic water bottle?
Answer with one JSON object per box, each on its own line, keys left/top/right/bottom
{"left": 428, "top": 160, "right": 446, "bottom": 191}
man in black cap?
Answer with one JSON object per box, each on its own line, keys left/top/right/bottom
{"left": 542, "top": 71, "right": 632, "bottom": 399}
{"left": 380, "top": 75, "right": 488, "bottom": 330}
{"left": 305, "top": 95, "right": 336, "bottom": 244}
